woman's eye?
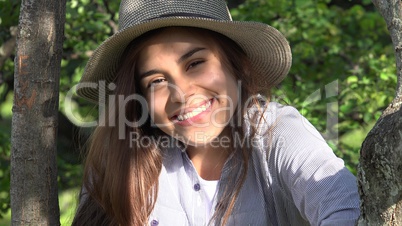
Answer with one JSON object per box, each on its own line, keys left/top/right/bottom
{"left": 187, "top": 60, "right": 204, "bottom": 70}
{"left": 147, "top": 78, "right": 166, "bottom": 88}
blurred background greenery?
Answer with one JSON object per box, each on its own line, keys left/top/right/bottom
{"left": 0, "top": 0, "right": 395, "bottom": 225}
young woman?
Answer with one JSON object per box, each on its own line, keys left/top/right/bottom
{"left": 73, "top": 1, "right": 360, "bottom": 225}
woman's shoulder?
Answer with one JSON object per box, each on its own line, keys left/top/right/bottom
{"left": 245, "top": 101, "right": 301, "bottom": 123}
{"left": 246, "top": 102, "right": 360, "bottom": 226}
{"left": 245, "top": 101, "right": 320, "bottom": 136}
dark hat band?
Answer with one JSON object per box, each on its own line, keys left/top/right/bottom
{"left": 151, "top": 12, "right": 218, "bottom": 21}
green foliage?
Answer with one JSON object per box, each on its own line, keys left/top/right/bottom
{"left": 0, "top": 130, "right": 10, "bottom": 219}
{"left": 0, "top": 0, "right": 19, "bottom": 219}
{"left": 0, "top": 1, "right": 20, "bottom": 36}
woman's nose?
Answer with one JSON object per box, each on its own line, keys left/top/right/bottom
{"left": 169, "top": 77, "right": 194, "bottom": 103}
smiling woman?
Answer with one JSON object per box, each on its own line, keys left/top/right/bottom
{"left": 72, "top": 0, "right": 360, "bottom": 226}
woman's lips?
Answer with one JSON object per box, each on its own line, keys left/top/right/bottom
{"left": 171, "top": 98, "right": 214, "bottom": 125}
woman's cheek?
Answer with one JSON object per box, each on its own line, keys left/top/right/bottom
{"left": 203, "top": 71, "right": 226, "bottom": 90}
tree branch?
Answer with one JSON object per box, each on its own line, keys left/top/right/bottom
{"left": 372, "top": 0, "right": 402, "bottom": 115}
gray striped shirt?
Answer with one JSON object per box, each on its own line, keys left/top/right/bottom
{"left": 149, "top": 102, "right": 360, "bottom": 226}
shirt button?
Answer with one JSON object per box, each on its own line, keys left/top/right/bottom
{"left": 193, "top": 183, "right": 201, "bottom": 191}
{"left": 151, "top": 219, "right": 159, "bottom": 226}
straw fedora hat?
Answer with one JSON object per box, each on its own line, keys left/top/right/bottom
{"left": 77, "top": 0, "right": 292, "bottom": 103}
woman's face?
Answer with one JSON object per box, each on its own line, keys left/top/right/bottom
{"left": 137, "top": 27, "right": 239, "bottom": 146}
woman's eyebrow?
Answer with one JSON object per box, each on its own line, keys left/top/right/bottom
{"left": 177, "top": 47, "right": 206, "bottom": 63}
{"left": 138, "top": 69, "right": 163, "bottom": 81}
{"left": 139, "top": 47, "right": 207, "bottom": 80}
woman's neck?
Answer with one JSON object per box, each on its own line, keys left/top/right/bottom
{"left": 186, "top": 130, "right": 232, "bottom": 181}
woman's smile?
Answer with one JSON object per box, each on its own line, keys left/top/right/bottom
{"left": 172, "top": 98, "right": 213, "bottom": 124}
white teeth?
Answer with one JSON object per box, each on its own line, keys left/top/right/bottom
{"left": 177, "top": 101, "right": 211, "bottom": 121}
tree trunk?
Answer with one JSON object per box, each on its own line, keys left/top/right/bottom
{"left": 11, "top": 0, "right": 66, "bottom": 225}
{"left": 358, "top": 0, "right": 402, "bottom": 225}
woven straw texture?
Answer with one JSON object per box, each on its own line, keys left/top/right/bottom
{"left": 77, "top": 0, "right": 292, "bottom": 103}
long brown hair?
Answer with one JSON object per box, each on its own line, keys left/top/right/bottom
{"left": 72, "top": 27, "right": 263, "bottom": 226}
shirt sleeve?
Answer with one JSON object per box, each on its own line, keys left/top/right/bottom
{"left": 266, "top": 103, "right": 360, "bottom": 226}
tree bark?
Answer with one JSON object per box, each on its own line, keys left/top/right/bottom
{"left": 11, "top": 0, "right": 66, "bottom": 225}
{"left": 358, "top": 0, "right": 402, "bottom": 225}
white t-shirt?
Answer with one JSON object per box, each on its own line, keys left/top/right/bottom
{"left": 197, "top": 175, "right": 219, "bottom": 220}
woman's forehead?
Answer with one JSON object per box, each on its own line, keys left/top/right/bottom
{"left": 136, "top": 27, "right": 221, "bottom": 63}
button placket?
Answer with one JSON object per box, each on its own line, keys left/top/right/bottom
{"left": 181, "top": 152, "right": 208, "bottom": 224}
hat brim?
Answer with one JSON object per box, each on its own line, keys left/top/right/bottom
{"left": 77, "top": 16, "right": 292, "bottom": 103}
